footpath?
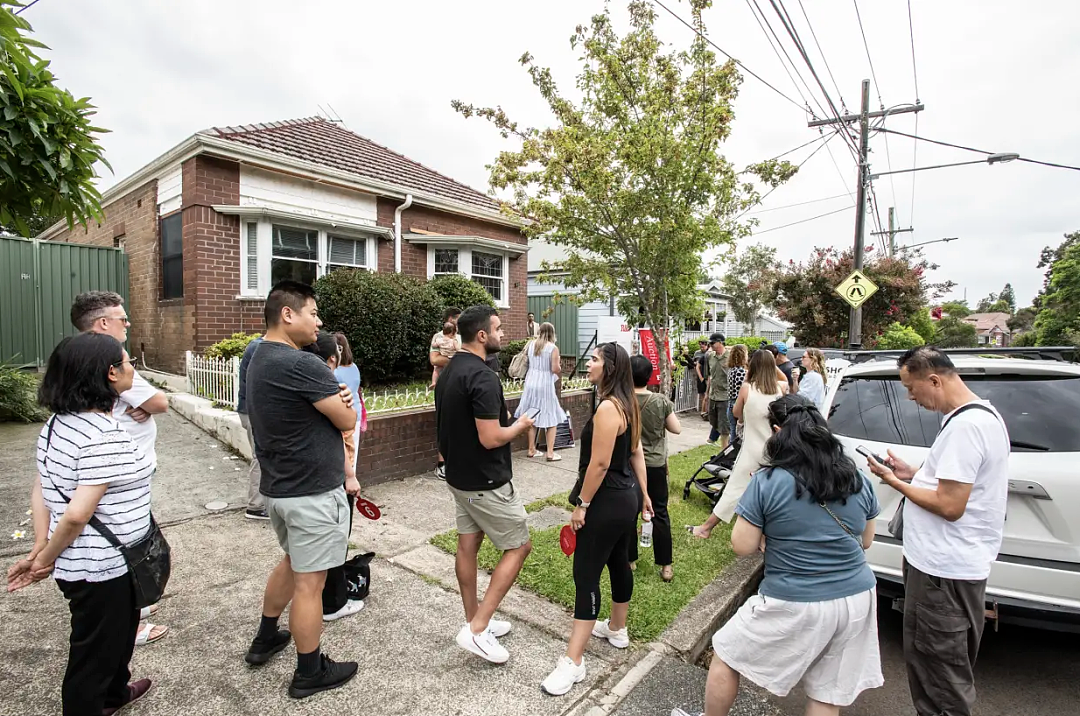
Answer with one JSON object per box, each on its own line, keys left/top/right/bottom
{"left": 0, "top": 409, "right": 779, "bottom": 716}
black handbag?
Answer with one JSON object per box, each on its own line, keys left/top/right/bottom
{"left": 342, "top": 552, "right": 375, "bottom": 601}
{"left": 46, "top": 419, "right": 172, "bottom": 610}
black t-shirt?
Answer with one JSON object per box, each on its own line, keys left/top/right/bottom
{"left": 778, "top": 359, "right": 796, "bottom": 389}
{"left": 435, "top": 351, "right": 512, "bottom": 491}
{"left": 247, "top": 341, "right": 345, "bottom": 498}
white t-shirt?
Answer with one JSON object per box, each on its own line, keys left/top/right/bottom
{"left": 112, "top": 370, "right": 160, "bottom": 468}
{"left": 38, "top": 413, "right": 155, "bottom": 582}
{"left": 902, "top": 400, "right": 1010, "bottom": 580}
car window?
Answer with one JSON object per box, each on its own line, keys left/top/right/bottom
{"left": 827, "top": 374, "right": 1080, "bottom": 452}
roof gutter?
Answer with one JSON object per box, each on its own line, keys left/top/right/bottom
{"left": 393, "top": 194, "right": 413, "bottom": 273}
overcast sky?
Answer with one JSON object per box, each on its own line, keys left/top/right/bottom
{"left": 25, "top": 0, "right": 1080, "bottom": 308}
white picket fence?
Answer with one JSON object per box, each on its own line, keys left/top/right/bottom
{"left": 185, "top": 351, "right": 240, "bottom": 408}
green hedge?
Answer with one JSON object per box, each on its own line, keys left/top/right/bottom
{"left": 683, "top": 336, "right": 771, "bottom": 355}
{"left": 205, "top": 332, "right": 261, "bottom": 360}
{"left": 0, "top": 363, "right": 47, "bottom": 423}
{"left": 428, "top": 274, "right": 496, "bottom": 313}
{"left": 316, "top": 269, "right": 443, "bottom": 385}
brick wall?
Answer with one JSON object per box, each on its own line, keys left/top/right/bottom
{"left": 357, "top": 388, "right": 593, "bottom": 486}
{"left": 47, "top": 180, "right": 197, "bottom": 371}
{"left": 375, "top": 198, "right": 530, "bottom": 340}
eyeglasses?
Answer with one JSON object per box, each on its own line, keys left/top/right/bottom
{"left": 104, "top": 315, "right": 131, "bottom": 326}
{"left": 112, "top": 356, "right": 141, "bottom": 369}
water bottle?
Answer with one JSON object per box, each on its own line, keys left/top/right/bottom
{"left": 639, "top": 512, "right": 653, "bottom": 548}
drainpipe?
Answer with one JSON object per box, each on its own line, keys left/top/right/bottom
{"left": 393, "top": 193, "right": 413, "bottom": 273}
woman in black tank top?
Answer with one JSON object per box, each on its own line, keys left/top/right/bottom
{"left": 541, "top": 343, "right": 652, "bottom": 696}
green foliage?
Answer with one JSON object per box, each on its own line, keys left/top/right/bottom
{"left": 1011, "top": 330, "right": 1037, "bottom": 347}
{"left": 725, "top": 335, "right": 768, "bottom": 347}
{"left": 1033, "top": 231, "right": 1080, "bottom": 347}
{"left": 315, "top": 268, "right": 442, "bottom": 385}
{"left": 934, "top": 316, "right": 978, "bottom": 348}
{"left": 0, "top": 4, "right": 110, "bottom": 236}
{"left": 771, "top": 246, "right": 952, "bottom": 348}
{"left": 721, "top": 244, "right": 779, "bottom": 333}
{"left": 1007, "top": 306, "right": 1037, "bottom": 334}
{"left": 908, "top": 307, "right": 936, "bottom": 344}
{"left": 204, "top": 332, "right": 261, "bottom": 360}
{"left": 940, "top": 300, "right": 971, "bottom": 318}
{"left": 453, "top": 0, "right": 796, "bottom": 392}
{"left": 498, "top": 338, "right": 531, "bottom": 378}
{"left": 998, "top": 283, "right": 1016, "bottom": 313}
{"left": 874, "top": 323, "right": 925, "bottom": 350}
{"left": 427, "top": 274, "right": 496, "bottom": 313}
{"left": 0, "top": 362, "right": 46, "bottom": 422}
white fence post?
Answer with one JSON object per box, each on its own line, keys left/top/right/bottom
{"left": 231, "top": 356, "right": 240, "bottom": 408}
{"left": 185, "top": 351, "right": 193, "bottom": 395}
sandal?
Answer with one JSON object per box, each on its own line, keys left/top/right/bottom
{"left": 138, "top": 604, "right": 159, "bottom": 620}
{"left": 546, "top": 454, "right": 562, "bottom": 462}
{"left": 660, "top": 565, "right": 674, "bottom": 582}
{"left": 134, "top": 622, "right": 169, "bottom": 646}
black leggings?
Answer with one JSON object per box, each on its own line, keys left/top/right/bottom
{"left": 573, "top": 487, "right": 637, "bottom": 620}
{"left": 628, "top": 465, "right": 673, "bottom": 567}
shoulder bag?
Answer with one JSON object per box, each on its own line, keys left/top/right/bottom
{"left": 46, "top": 418, "right": 172, "bottom": 610}
{"left": 887, "top": 402, "right": 1000, "bottom": 540}
{"left": 509, "top": 341, "right": 532, "bottom": 380}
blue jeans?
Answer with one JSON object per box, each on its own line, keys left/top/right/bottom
{"left": 727, "top": 402, "right": 738, "bottom": 439}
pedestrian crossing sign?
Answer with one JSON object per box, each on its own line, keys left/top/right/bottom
{"left": 835, "top": 270, "right": 878, "bottom": 309}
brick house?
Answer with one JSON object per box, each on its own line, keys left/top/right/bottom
{"left": 962, "top": 312, "right": 1013, "bottom": 347}
{"left": 38, "top": 117, "right": 527, "bottom": 372}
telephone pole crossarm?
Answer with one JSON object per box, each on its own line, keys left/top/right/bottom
{"left": 808, "top": 102, "right": 925, "bottom": 128}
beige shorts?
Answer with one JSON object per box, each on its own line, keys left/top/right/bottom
{"left": 712, "top": 588, "right": 884, "bottom": 706}
{"left": 265, "top": 488, "right": 350, "bottom": 573}
{"left": 448, "top": 482, "right": 529, "bottom": 551}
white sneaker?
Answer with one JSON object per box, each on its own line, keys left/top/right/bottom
{"left": 455, "top": 624, "right": 509, "bottom": 664}
{"left": 591, "top": 619, "right": 629, "bottom": 648}
{"left": 670, "top": 710, "right": 703, "bottom": 716}
{"left": 323, "top": 599, "right": 365, "bottom": 622}
{"left": 488, "top": 618, "right": 512, "bottom": 638}
{"left": 541, "top": 655, "right": 586, "bottom": 696}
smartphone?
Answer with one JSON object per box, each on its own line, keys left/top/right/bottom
{"left": 526, "top": 408, "right": 541, "bottom": 420}
{"left": 855, "top": 445, "right": 887, "bottom": 465}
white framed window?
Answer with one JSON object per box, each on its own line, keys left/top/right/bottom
{"left": 426, "top": 245, "right": 510, "bottom": 307}
{"left": 240, "top": 220, "right": 378, "bottom": 297}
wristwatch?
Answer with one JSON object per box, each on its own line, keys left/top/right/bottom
{"left": 578, "top": 501, "right": 590, "bottom": 509}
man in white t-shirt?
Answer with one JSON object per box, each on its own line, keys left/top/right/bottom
{"left": 71, "top": 291, "right": 170, "bottom": 645}
{"left": 865, "top": 346, "right": 1009, "bottom": 716}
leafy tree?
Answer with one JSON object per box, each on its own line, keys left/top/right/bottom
{"left": 934, "top": 316, "right": 978, "bottom": 348}
{"left": 998, "top": 282, "right": 1016, "bottom": 313}
{"left": 940, "top": 300, "right": 971, "bottom": 318}
{"left": 0, "top": 3, "right": 109, "bottom": 236}
{"left": 770, "top": 246, "right": 952, "bottom": 348}
{"left": 452, "top": 0, "right": 796, "bottom": 391}
{"left": 907, "top": 307, "right": 936, "bottom": 344}
{"left": 1033, "top": 234, "right": 1080, "bottom": 346}
{"left": 974, "top": 292, "right": 1009, "bottom": 313}
{"left": 874, "top": 323, "right": 925, "bottom": 350}
{"left": 428, "top": 274, "right": 496, "bottom": 314}
{"left": 721, "top": 244, "right": 778, "bottom": 335}
{"left": 1007, "top": 306, "right": 1037, "bottom": 334}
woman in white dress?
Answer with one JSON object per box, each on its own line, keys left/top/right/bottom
{"left": 691, "top": 349, "right": 786, "bottom": 530}
{"left": 515, "top": 322, "right": 568, "bottom": 461}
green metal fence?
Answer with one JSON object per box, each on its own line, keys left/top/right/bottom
{"left": 527, "top": 294, "right": 579, "bottom": 360}
{"left": 0, "top": 236, "right": 129, "bottom": 366}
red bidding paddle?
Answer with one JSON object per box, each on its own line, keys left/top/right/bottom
{"left": 559, "top": 524, "right": 576, "bottom": 555}
{"left": 355, "top": 498, "right": 381, "bottom": 520}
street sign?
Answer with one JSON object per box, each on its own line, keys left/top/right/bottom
{"left": 834, "top": 270, "right": 879, "bottom": 309}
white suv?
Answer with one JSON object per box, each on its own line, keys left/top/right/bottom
{"left": 822, "top": 351, "right": 1080, "bottom": 632}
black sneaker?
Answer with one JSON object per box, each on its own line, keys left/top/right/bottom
{"left": 244, "top": 629, "right": 291, "bottom": 666}
{"left": 288, "top": 654, "right": 358, "bottom": 699}
{"left": 434, "top": 464, "right": 446, "bottom": 481}
{"left": 245, "top": 509, "right": 270, "bottom": 521}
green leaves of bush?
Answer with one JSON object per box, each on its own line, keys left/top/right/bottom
{"left": 0, "top": 362, "right": 47, "bottom": 423}
{"left": 428, "top": 274, "right": 495, "bottom": 313}
{"left": 204, "top": 332, "right": 261, "bottom": 360}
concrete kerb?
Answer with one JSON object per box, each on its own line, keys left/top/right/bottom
{"left": 168, "top": 393, "right": 252, "bottom": 460}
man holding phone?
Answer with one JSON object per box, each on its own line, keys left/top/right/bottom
{"left": 435, "top": 306, "right": 535, "bottom": 664}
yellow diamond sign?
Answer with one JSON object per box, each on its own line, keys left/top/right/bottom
{"left": 835, "top": 269, "right": 878, "bottom": 309}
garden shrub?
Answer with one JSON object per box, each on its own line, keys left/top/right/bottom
{"left": 498, "top": 339, "right": 530, "bottom": 377}
{"left": 0, "top": 363, "right": 47, "bottom": 423}
{"left": 873, "top": 323, "right": 925, "bottom": 350}
{"left": 429, "top": 274, "right": 496, "bottom": 313}
{"left": 205, "top": 332, "right": 262, "bottom": 360}
{"left": 316, "top": 269, "right": 443, "bottom": 385}
{"left": 725, "top": 335, "right": 771, "bottom": 348}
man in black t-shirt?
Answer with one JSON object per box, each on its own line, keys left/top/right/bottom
{"left": 435, "top": 305, "right": 534, "bottom": 665}
{"left": 243, "top": 281, "right": 360, "bottom": 700}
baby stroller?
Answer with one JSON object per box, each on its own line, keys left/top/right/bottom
{"left": 683, "top": 437, "right": 741, "bottom": 505}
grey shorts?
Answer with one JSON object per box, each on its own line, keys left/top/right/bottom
{"left": 265, "top": 488, "right": 350, "bottom": 573}
{"left": 448, "top": 482, "right": 529, "bottom": 551}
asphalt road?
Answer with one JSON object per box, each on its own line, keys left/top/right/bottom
{"left": 772, "top": 598, "right": 1080, "bottom": 716}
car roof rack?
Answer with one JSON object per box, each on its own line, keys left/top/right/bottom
{"left": 842, "top": 347, "right": 1078, "bottom": 364}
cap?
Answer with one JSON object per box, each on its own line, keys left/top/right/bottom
{"left": 772, "top": 341, "right": 789, "bottom": 355}
{"left": 708, "top": 333, "right": 725, "bottom": 345}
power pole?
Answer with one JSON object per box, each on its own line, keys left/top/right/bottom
{"left": 870, "top": 206, "right": 914, "bottom": 256}
{"left": 809, "top": 81, "right": 924, "bottom": 348}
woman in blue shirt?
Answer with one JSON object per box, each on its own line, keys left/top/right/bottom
{"left": 679, "top": 394, "right": 883, "bottom": 716}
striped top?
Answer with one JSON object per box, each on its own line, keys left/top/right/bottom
{"left": 37, "top": 413, "right": 155, "bottom": 582}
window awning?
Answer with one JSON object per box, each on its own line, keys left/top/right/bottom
{"left": 213, "top": 205, "right": 394, "bottom": 239}
{"left": 404, "top": 233, "right": 528, "bottom": 256}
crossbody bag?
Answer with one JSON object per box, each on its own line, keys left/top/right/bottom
{"left": 45, "top": 417, "right": 172, "bottom": 609}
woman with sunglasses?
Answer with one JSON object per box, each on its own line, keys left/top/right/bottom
{"left": 7, "top": 333, "right": 157, "bottom": 716}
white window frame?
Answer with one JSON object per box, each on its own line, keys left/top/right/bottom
{"left": 425, "top": 245, "right": 510, "bottom": 308}
{"left": 239, "top": 219, "right": 378, "bottom": 298}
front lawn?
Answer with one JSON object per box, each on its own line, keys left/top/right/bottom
{"left": 430, "top": 444, "right": 735, "bottom": 642}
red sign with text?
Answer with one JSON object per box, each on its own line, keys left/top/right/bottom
{"left": 638, "top": 329, "right": 671, "bottom": 386}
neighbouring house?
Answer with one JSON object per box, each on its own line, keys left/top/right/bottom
{"left": 37, "top": 117, "right": 528, "bottom": 372}
{"left": 963, "top": 312, "right": 1013, "bottom": 347}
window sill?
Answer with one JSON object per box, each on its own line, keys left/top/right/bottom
{"left": 236, "top": 295, "right": 265, "bottom": 302}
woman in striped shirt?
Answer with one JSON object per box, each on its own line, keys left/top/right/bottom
{"left": 7, "top": 333, "right": 156, "bottom": 716}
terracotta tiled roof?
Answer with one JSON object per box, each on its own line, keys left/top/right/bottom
{"left": 201, "top": 117, "right": 499, "bottom": 212}
{"left": 963, "top": 312, "right": 1012, "bottom": 334}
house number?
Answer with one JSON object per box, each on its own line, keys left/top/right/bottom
{"left": 21, "top": 273, "right": 31, "bottom": 279}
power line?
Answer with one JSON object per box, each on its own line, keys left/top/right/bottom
{"left": 754, "top": 204, "right": 852, "bottom": 234}
{"left": 796, "top": 0, "right": 848, "bottom": 111}
{"left": 653, "top": 0, "right": 810, "bottom": 114}
{"left": 745, "top": 192, "right": 850, "bottom": 215}
{"left": 878, "top": 126, "right": 1080, "bottom": 174}
{"left": 852, "top": 0, "right": 883, "bottom": 108}
{"left": 761, "top": 133, "right": 829, "bottom": 162}
{"left": 738, "top": 129, "right": 843, "bottom": 219}
{"left": 744, "top": 0, "right": 824, "bottom": 117}
{"left": 15, "top": 0, "right": 42, "bottom": 14}
{"left": 906, "top": 0, "right": 920, "bottom": 226}
{"left": 909, "top": 114, "right": 919, "bottom": 227}
{"left": 907, "top": 0, "right": 920, "bottom": 100}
